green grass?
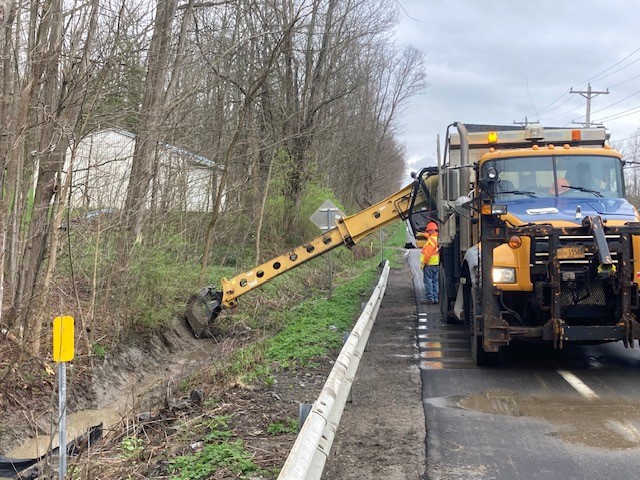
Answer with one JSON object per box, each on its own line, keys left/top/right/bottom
{"left": 267, "top": 419, "right": 299, "bottom": 435}
{"left": 204, "top": 224, "right": 408, "bottom": 384}
{"left": 262, "top": 264, "right": 378, "bottom": 366}
{"left": 169, "top": 416, "right": 265, "bottom": 480}
{"left": 155, "top": 221, "right": 408, "bottom": 479}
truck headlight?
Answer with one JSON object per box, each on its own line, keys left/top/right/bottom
{"left": 492, "top": 267, "right": 516, "bottom": 284}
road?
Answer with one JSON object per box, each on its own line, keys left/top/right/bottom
{"left": 411, "top": 249, "right": 640, "bottom": 480}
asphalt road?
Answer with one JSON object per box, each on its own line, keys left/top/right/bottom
{"left": 409, "top": 249, "right": 640, "bottom": 480}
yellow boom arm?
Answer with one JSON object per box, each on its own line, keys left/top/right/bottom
{"left": 184, "top": 180, "right": 424, "bottom": 337}
{"left": 221, "top": 182, "right": 414, "bottom": 308}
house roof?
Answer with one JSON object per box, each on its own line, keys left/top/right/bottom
{"left": 88, "top": 128, "right": 218, "bottom": 168}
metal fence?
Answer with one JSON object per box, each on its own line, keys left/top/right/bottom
{"left": 277, "top": 261, "right": 391, "bottom": 480}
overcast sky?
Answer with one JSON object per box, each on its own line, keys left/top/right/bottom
{"left": 393, "top": 0, "right": 640, "bottom": 175}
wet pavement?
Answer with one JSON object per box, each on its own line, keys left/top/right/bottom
{"left": 407, "top": 248, "right": 640, "bottom": 480}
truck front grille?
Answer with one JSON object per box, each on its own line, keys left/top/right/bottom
{"left": 531, "top": 234, "right": 621, "bottom": 268}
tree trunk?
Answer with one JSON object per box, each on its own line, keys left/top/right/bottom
{"left": 123, "top": 0, "right": 178, "bottom": 240}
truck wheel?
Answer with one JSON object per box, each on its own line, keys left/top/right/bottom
{"left": 441, "top": 267, "right": 458, "bottom": 324}
{"left": 463, "top": 275, "right": 499, "bottom": 367}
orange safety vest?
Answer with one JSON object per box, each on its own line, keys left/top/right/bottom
{"left": 420, "top": 234, "right": 439, "bottom": 266}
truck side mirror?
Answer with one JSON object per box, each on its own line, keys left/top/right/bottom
{"left": 454, "top": 196, "right": 472, "bottom": 215}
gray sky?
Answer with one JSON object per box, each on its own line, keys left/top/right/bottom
{"left": 394, "top": 0, "right": 640, "bottom": 175}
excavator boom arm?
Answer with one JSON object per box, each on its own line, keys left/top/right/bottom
{"left": 184, "top": 175, "right": 431, "bottom": 337}
{"left": 221, "top": 182, "right": 415, "bottom": 308}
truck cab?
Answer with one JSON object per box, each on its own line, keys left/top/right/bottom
{"left": 425, "top": 123, "right": 640, "bottom": 365}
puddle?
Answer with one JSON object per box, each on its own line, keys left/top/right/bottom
{"left": 0, "top": 408, "right": 121, "bottom": 480}
{"left": 5, "top": 408, "right": 120, "bottom": 459}
{"left": 455, "top": 389, "right": 640, "bottom": 450}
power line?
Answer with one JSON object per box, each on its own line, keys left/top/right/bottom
{"left": 540, "top": 99, "right": 585, "bottom": 121}
{"left": 591, "top": 88, "right": 640, "bottom": 115}
{"left": 615, "top": 131, "right": 640, "bottom": 143}
{"left": 573, "top": 46, "right": 640, "bottom": 90}
{"left": 607, "top": 72, "right": 640, "bottom": 89}
{"left": 535, "top": 92, "right": 574, "bottom": 116}
{"left": 593, "top": 103, "right": 640, "bottom": 122}
{"left": 532, "top": 47, "right": 640, "bottom": 123}
{"left": 593, "top": 56, "right": 640, "bottom": 85}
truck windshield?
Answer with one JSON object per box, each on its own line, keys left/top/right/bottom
{"left": 484, "top": 155, "right": 624, "bottom": 199}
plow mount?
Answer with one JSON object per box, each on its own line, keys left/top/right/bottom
{"left": 185, "top": 287, "right": 224, "bottom": 338}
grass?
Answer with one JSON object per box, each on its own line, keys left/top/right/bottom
{"left": 267, "top": 419, "right": 299, "bottom": 435}
{"left": 185, "top": 222, "right": 409, "bottom": 385}
{"left": 262, "top": 266, "right": 377, "bottom": 366}
{"left": 156, "top": 222, "right": 409, "bottom": 479}
{"left": 169, "top": 417, "right": 264, "bottom": 480}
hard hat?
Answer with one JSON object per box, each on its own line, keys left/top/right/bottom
{"left": 426, "top": 221, "right": 438, "bottom": 232}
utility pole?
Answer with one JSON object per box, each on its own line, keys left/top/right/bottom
{"left": 570, "top": 83, "right": 609, "bottom": 127}
{"left": 513, "top": 116, "right": 533, "bottom": 127}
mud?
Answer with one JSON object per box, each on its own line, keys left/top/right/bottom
{"left": 0, "top": 318, "right": 236, "bottom": 467}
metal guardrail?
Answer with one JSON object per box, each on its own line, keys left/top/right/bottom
{"left": 277, "top": 261, "right": 391, "bottom": 480}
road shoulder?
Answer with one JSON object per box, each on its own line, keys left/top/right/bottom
{"left": 323, "top": 256, "right": 426, "bottom": 479}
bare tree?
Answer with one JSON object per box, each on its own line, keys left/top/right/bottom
{"left": 123, "top": 0, "right": 180, "bottom": 240}
{"left": 0, "top": 0, "right": 428, "bottom": 353}
{"left": 623, "top": 130, "right": 640, "bottom": 206}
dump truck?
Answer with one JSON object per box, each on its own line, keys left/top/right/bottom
{"left": 419, "top": 123, "right": 640, "bottom": 365}
{"left": 186, "top": 121, "right": 640, "bottom": 368}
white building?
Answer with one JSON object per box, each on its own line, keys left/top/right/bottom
{"left": 67, "top": 128, "right": 221, "bottom": 212}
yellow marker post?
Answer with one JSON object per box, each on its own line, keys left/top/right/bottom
{"left": 53, "top": 316, "right": 74, "bottom": 479}
{"left": 53, "top": 316, "right": 74, "bottom": 362}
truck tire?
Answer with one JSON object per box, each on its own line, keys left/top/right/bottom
{"left": 440, "top": 266, "right": 458, "bottom": 324}
{"left": 463, "top": 274, "right": 499, "bottom": 367}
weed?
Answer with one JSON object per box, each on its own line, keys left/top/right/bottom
{"left": 118, "top": 436, "right": 145, "bottom": 459}
{"left": 266, "top": 419, "right": 299, "bottom": 435}
{"left": 262, "top": 264, "right": 378, "bottom": 366}
{"left": 170, "top": 440, "right": 260, "bottom": 480}
{"left": 92, "top": 343, "right": 106, "bottom": 359}
{"left": 169, "top": 416, "right": 265, "bottom": 480}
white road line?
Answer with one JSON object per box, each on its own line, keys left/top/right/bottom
{"left": 606, "top": 420, "right": 640, "bottom": 444}
{"left": 556, "top": 369, "right": 599, "bottom": 400}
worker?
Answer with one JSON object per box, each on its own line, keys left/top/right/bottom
{"left": 420, "top": 221, "right": 440, "bottom": 304}
{"left": 550, "top": 177, "right": 570, "bottom": 195}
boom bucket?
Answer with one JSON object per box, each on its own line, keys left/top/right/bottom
{"left": 184, "top": 287, "right": 223, "bottom": 338}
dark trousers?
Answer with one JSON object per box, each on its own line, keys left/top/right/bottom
{"left": 423, "top": 265, "right": 439, "bottom": 303}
